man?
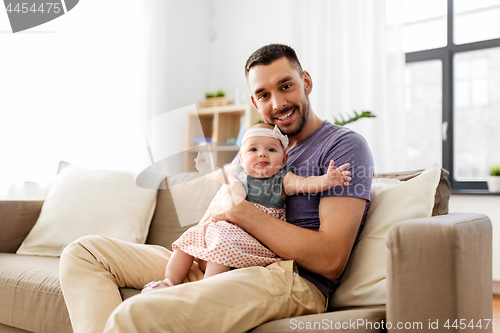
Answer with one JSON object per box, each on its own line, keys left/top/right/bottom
{"left": 60, "top": 44, "right": 374, "bottom": 333}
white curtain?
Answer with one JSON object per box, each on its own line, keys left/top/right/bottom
{"left": 289, "top": 0, "right": 407, "bottom": 173}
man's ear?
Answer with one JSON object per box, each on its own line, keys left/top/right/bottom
{"left": 302, "top": 70, "right": 313, "bottom": 96}
{"left": 282, "top": 152, "right": 289, "bottom": 167}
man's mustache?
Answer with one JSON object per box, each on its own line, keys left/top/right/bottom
{"left": 272, "top": 105, "right": 298, "bottom": 118}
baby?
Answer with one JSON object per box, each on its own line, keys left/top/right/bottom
{"left": 142, "top": 123, "right": 351, "bottom": 292}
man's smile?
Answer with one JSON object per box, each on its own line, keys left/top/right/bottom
{"left": 275, "top": 108, "right": 295, "bottom": 125}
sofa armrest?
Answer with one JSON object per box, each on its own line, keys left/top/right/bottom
{"left": 386, "top": 213, "right": 492, "bottom": 331}
{"left": 0, "top": 200, "right": 44, "bottom": 253}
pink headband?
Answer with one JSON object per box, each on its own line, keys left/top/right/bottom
{"left": 241, "top": 125, "right": 289, "bottom": 149}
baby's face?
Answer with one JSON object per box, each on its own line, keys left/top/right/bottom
{"left": 240, "top": 136, "right": 287, "bottom": 178}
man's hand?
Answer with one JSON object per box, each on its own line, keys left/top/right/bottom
{"left": 211, "top": 199, "right": 259, "bottom": 227}
{"left": 325, "top": 160, "right": 351, "bottom": 187}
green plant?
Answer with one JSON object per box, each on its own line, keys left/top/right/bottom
{"left": 205, "top": 90, "right": 225, "bottom": 99}
{"left": 491, "top": 165, "right": 500, "bottom": 176}
{"left": 334, "top": 110, "right": 375, "bottom": 126}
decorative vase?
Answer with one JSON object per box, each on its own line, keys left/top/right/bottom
{"left": 487, "top": 176, "right": 500, "bottom": 193}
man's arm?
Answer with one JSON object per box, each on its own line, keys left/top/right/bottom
{"left": 212, "top": 196, "right": 366, "bottom": 280}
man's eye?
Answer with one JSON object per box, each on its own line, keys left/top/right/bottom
{"left": 259, "top": 93, "right": 268, "bottom": 100}
{"left": 282, "top": 84, "right": 291, "bottom": 90}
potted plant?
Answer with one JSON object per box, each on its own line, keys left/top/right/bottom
{"left": 333, "top": 110, "right": 376, "bottom": 126}
{"left": 487, "top": 164, "right": 500, "bottom": 193}
{"left": 201, "top": 90, "right": 229, "bottom": 108}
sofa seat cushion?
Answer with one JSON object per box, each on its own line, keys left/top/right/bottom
{"left": 0, "top": 323, "right": 31, "bottom": 332}
{"left": 250, "top": 305, "right": 386, "bottom": 332}
{"left": 0, "top": 253, "right": 72, "bottom": 333}
{"left": 119, "top": 287, "right": 141, "bottom": 301}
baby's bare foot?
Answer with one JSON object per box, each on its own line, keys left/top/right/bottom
{"left": 141, "top": 277, "right": 175, "bottom": 293}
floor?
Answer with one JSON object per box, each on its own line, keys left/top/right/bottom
{"left": 494, "top": 294, "right": 500, "bottom": 333}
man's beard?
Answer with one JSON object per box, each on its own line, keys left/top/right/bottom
{"left": 274, "top": 94, "right": 310, "bottom": 137}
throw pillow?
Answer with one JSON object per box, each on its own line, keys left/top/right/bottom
{"left": 374, "top": 168, "right": 451, "bottom": 216}
{"left": 330, "top": 163, "right": 442, "bottom": 309}
{"left": 16, "top": 161, "right": 158, "bottom": 257}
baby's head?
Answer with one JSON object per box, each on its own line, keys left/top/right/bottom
{"left": 239, "top": 123, "right": 289, "bottom": 178}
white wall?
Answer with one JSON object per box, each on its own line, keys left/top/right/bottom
{"left": 208, "top": 0, "right": 296, "bottom": 105}
{"left": 148, "top": 0, "right": 212, "bottom": 116}
{"left": 139, "top": 0, "right": 212, "bottom": 175}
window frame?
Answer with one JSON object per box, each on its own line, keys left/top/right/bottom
{"left": 405, "top": 0, "right": 500, "bottom": 192}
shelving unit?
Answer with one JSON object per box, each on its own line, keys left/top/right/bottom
{"left": 184, "top": 104, "right": 261, "bottom": 172}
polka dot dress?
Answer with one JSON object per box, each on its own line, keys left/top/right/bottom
{"left": 172, "top": 203, "right": 285, "bottom": 268}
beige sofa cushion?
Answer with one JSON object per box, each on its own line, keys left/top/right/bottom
{"left": 0, "top": 200, "right": 43, "bottom": 253}
{"left": 374, "top": 167, "right": 450, "bottom": 216}
{"left": 16, "top": 161, "right": 158, "bottom": 257}
{"left": 0, "top": 323, "right": 31, "bottom": 332}
{"left": 330, "top": 163, "right": 442, "bottom": 309}
{"left": 0, "top": 254, "right": 72, "bottom": 332}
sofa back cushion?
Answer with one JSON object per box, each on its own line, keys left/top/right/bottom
{"left": 330, "top": 163, "right": 445, "bottom": 310}
{"left": 0, "top": 200, "right": 43, "bottom": 253}
{"left": 16, "top": 161, "right": 158, "bottom": 257}
{"left": 146, "top": 172, "right": 222, "bottom": 250}
{"left": 373, "top": 167, "right": 451, "bottom": 216}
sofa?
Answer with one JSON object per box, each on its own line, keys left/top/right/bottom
{"left": 0, "top": 163, "right": 493, "bottom": 333}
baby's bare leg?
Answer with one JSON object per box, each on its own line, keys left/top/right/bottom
{"left": 164, "top": 249, "right": 195, "bottom": 285}
{"left": 203, "top": 262, "right": 231, "bottom": 278}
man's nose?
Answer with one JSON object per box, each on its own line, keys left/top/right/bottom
{"left": 271, "top": 94, "right": 287, "bottom": 111}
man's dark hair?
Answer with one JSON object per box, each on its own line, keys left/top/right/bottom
{"left": 245, "top": 44, "right": 303, "bottom": 77}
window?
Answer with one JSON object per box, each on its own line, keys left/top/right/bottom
{"left": 404, "top": 61, "right": 443, "bottom": 170}
{"left": 401, "top": 0, "right": 447, "bottom": 52}
{"left": 402, "top": 0, "right": 500, "bottom": 192}
{"left": 454, "top": 47, "right": 500, "bottom": 181}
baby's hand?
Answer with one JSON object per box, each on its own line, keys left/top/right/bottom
{"left": 326, "top": 160, "right": 351, "bottom": 187}
{"left": 194, "top": 151, "right": 212, "bottom": 175}
{"left": 194, "top": 151, "right": 206, "bottom": 167}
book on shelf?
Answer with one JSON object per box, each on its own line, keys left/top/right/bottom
{"left": 192, "top": 137, "right": 212, "bottom": 146}
{"left": 235, "top": 123, "right": 246, "bottom": 146}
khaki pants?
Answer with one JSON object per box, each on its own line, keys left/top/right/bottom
{"left": 59, "top": 235, "right": 326, "bottom": 333}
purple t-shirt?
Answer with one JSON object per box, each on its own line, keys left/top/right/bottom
{"left": 285, "top": 120, "right": 374, "bottom": 299}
